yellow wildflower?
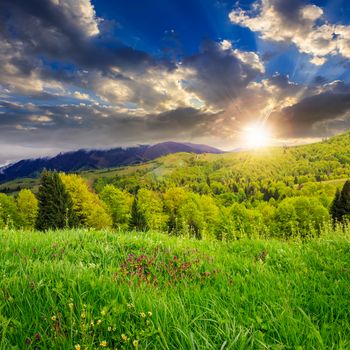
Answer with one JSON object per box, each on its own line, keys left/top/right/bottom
{"left": 74, "top": 345, "right": 81, "bottom": 350}
{"left": 147, "top": 311, "right": 152, "bottom": 317}
{"left": 51, "top": 315, "right": 56, "bottom": 321}
{"left": 97, "top": 319, "right": 102, "bottom": 325}
{"left": 133, "top": 339, "right": 139, "bottom": 348}
{"left": 127, "top": 303, "right": 135, "bottom": 309}
{"left": 100, "top": 340, "right": 108, "bottom": 347}
{"left": 140, "top": 312, "right": 146, "bottom": 318}
{"left": 121, "top": 334, "right": 128, "bottom": 341}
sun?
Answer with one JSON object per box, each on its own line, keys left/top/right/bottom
{"left": 243, "top": 123, "right": 271, "bottom": 148}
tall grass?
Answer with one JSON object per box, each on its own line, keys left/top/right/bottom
{"left": 0, "top": 226, "right": 349, "bottom": 349}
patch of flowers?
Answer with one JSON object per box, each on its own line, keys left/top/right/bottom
{"left": 114, "top": 250, "right": 222, "bottom": 286}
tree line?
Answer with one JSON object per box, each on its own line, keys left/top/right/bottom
{"left": 1, "top": 170, "right": 350, "bottom": 239}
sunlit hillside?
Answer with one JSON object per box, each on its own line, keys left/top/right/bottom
{"left": 91, "top": 131, "right": 350, "bottom": 195}
{"left": 2, "top": 131, "right": 350, "bottom": 198}
{"left": 2, "top": 131, "right": 350, "bottom": 241}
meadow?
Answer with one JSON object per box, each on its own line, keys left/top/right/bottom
{"left": 1, "top": 226, "right": 349, "bottom": 349}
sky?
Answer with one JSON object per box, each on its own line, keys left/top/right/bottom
{"left": 1, "top": 0, "right": 350, "bottom": 164}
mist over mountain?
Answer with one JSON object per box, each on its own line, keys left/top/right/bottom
{"left": 0, "top": 142, "right": 223, "bottom": 183}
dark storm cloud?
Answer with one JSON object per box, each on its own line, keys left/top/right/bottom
{"left": 183, "top": 41, "right": 264, "bottom": 106}
{"left": 146, "top": 107, "right": 218, "bottom": 136}
{"left": 271, "top": 82, "right": 350, "bottom": 137}
{"left": 0, "top": 0, "right": 170, "bottom": 76}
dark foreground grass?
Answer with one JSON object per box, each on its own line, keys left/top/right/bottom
{"left": 0, "top": 228, "right": 349, "bottom": 349}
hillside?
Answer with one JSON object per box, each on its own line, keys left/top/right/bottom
{"left": 92, "top": 132, "right": 350, "bottom": 185}
{"left": 0, "top": 141, "right": 223, "bottom": 183}
{"left": 2, "top": 132, "right": 350, "bottom": 196}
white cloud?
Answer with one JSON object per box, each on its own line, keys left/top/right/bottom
{"left": 29, "top": 115, "right": 53, "bottom": 123}
{"left": 229, "top": 0, "right": 350, "bottom": 64}
{"left": 220, "top": 40, "right": 265, "bottom": 73}
{"left": 335, "top": 25, "right": 350, "bottom": 58}
{"left": 51, "top": 0, "right": 100, "bottom": 37}
{"left": 310, "top": 56, "right": 326, "bottom": 66}
{"left": 73, "top": 91, "right": 90, "bottom": 100}
{"left": 233, "top": 49, "right": 265, "bottom": 73}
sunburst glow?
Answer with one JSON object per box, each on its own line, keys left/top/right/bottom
{"left": 243, "top": 124, "right": 271, "bottom": 148}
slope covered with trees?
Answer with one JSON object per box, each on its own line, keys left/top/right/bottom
{"left": 1, "top": 132, "right": 350, "bottom": 238}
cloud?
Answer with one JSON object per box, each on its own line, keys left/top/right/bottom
{"left": 270, "top": 81, "right": 350, "bottom": 137}
{"left": 50, "top": 0, "right": 100, "bottom": 37}
{"left": 0, "top": 0, "right": 165, "bottom": 85}
{"left": 73, "top": 91, "right": 90, "bottom": 100}
{"left": 0, "top": 101, "right": 221, "bottom": 163}
{"left": 182, "top": 41, "right": 264, "bottom": 107}
{"left": 0, "top": 0, "right": 349, "bottom": 162}
{"left": 229, "top": 0, "right": 350, "bottom": 65}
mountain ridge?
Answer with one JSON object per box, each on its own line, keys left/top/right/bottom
{"left": 0, "top": 141, "right": 223, "bottom": 183}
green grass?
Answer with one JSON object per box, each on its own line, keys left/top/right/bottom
{"left": 0, "top": 228, "right": 350, "bottom": 349}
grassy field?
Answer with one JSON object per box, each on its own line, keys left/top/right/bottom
{"left": 0, "top": 228, "right": 350, "bottom": 349}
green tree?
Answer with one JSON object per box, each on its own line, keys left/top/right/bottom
{"left": 293, "top": 196, "right": 329, "bottom": 236}
{"left": 164, "top": 188, "right": 205, "bottom": 238}
{"left": 273, "top": 201, "right": 297, "bottom": 238}
{"left": 230, "top": 203, "right": 256, "bottom": 238}
{"left": 330, "top": 188, "right": 342, "bottom": 223}
{"left": 36, "top": 171, "right": 77, "bottom": 231}
{"left": 178, "top": 193, "right": 204, "bottom": 239}
{"left": 199, "top": 195, "right": 219, "bottom": 239}
{"left": 0, "top": 193, "right": 19, "bottom": 229}
{"left": 129, "top": 194, "right": 146, "bottom": 231}
{"left": 330, "top": 180, "right": 350, "bottom": 223}
{"left": 60, "top": 173, "right": 112, "bottom": 229}
{"left": 136, "top": 189, "right": 167, "bottom": 231}
{"left": 214, "top": 207, "right": 235, "bottom": 241}
{"left": 164, "top": 188, "right": 188, "bottom": 234}
{"left": 17, "top": 189, "right": 38, "bottom": 230}
{"left": 274, "top": 196, "right": 329, "bottom": 237}
{"left": 100, "top": 185, "right": 132, "bottom": 229}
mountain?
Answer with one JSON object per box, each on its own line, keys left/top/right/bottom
{"left": 0, "top": 142, "right": 223, "bottom": 183}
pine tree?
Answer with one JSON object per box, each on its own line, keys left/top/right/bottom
{"left": 340, "top": 180, "right": 350, "bottom": 222}
{"left": 330, "top": 188, "right": 342, "bottom": 223}
{"left": 36, "top": 170, "right": 78, "bottom": 230}
{"left": 330, "top": 180, "right": 350, "bottom": 223}
{"left": 128, "top": 194, "right": 146, "bottom": 231}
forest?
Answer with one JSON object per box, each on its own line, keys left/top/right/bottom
{"left": 2, "top": 131, "right": 350, "bottom": 239}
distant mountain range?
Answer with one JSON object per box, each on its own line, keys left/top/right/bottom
{"left": 0, "top": 142, "right": 223, "bottom": 183}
